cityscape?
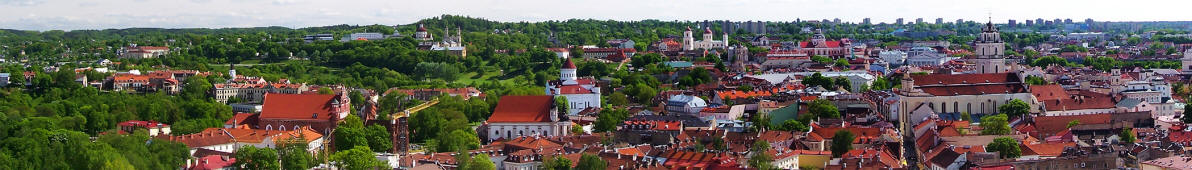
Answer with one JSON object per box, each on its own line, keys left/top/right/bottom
{"left": 4, "top": 0, "right": 1192, "bottom": 170}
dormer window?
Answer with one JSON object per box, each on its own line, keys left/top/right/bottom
{"left": 311, "top": 113, "right": 318, "bottom": 118}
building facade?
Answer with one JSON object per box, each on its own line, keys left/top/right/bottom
{"left": 545, "top": 59, "right": 601, "bottom": 115}
{"left": 485, "top": 96, "right": 571, "bottom": 141}
{"left": 683, "top": 27, "right": 729, "bottom": 50}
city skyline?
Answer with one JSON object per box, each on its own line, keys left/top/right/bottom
{"left": 1, "top": 0, "right": 1189, "bottom": 31}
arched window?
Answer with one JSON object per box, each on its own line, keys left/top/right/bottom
{"left": 954, "top": 102, "right": 959, "bottom": 113}
{"left": 266, "top": 125, "right": 273, "bottom": 131}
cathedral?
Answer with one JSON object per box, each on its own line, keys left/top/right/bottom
{"left": 683, "top": 27, "right": 729, "bottom": 50}
{"left": 971, "top": 22, "right": 1012, "bottom": 74}
{"left": 544, "top": 58, "right": 601, "bottom": 115}
{"left": 415, "top": 24, "right": 467, "bottom": 57}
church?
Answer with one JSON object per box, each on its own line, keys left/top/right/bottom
{"left": 414, "top": 24, "right": 467, "bottom": 57}
{"left": 796, "top": 29, "right": 851, "bottom": 57}
{"left": 683, "top": 27, "right": 729, "bottom": 50}
{"left": 970, "top": 22, "right": 1013, "bottom": 74}
{"left": 545, "top": 58, "right": 602, "bottom": 115}
{"left": 484, "top": 95, "right": 572, "bottom": 140}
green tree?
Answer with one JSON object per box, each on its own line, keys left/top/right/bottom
{"left": 438, "top": 130, "right": 481, "bottom": 152}
{"left": 1121, "top": 127, "right": 1136, "bottom": 144}
{"left": 279, "top": 138, "right": 315, "bottom": 170}
{"left": 980, "top": 114, "right": 1011, "bottom": 135}
{"left": 181, "top": 75, "right": 213, "bottom": 100}
{"left": 575, "top": 154, "right": 607, "bottom": 170}
{"left": 987, "top": 137, "right": 1021, "bottom": 159}
{"left": 1183, "top": 106, "right": 1192, "bottom": 123}
{"left": 607, "top": 92, "right": 629, "bottom": 106}
{"left": 830, "top": 130, "right": 855, "bottom": 158}
{"left": 833, "top": 77, "right": 851, "bottom": 91}
{"left": 811, "top": 55, "right": 832, "bottom": 64}
{"left": 1025, "top": 76, "right": 1049, "bottom": 85}
{"left": 467, "top": 154, "right": 496, "bottom": 170}
{"left": 335, "top": 115, "right": 369, "bottom": 151}
{"left": 331, "top": 146, "right": 391, "bottom": 170}
{"left": 233, "top": 146, "right": 281, "bottom": 170}
{"left": 1067, "top": 120, "right": 1081, "bottom": 128}
{"left": 594, "top": 108, "right": 630, "bottom": 132}
{"left": 542, "top": 156, "right": 573, "bottom": 170}
{"left": 834, "top": 58, "right": 850, "bottom": 68}
{"left": 778, "top": 119, "right": 809, "bottom": 132}
{"left": 555, "top": 96, "right": 569, "bottom": 115}
{"left": 748, "top": 140, "right": 775, "bottom": 170}
{"left": 960, "top": 112, "right": 971, "bottom": 121}
{"left": 802, "top": 72, "right": 835, "bottom": 89}
{"left": 318, "top": 87, "right": 334, "bottom": 94}
{"left": 365, "top": 125, "right": 393, "bottom": 152}
{"left": 998, "top": 99, "right": 1031, "bottom": 118}
{"left": 808, "top": 99, "right": 841, "bottom": 118}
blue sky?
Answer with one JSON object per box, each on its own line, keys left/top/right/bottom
{"left": 0, "top": 0, "right": 1187, "bottom": 31}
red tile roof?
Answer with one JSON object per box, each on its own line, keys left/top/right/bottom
{"left": 911, "top": 73, "right": 1020, "bottom": 86}
{"left": 918, "top": 84, "right": 1028, "bottom": 96}
{"left": 260, "top": 93, "right": 343, "bottom": 120}
{"left": 1034, "top": 114, "right": 1112, "bottom": 136}
{"left": 562, "top": 58, "right": 576, "bottom": 69}
{"left": 1021, "top": 142, "right": 1075, "bottom": 157}
{"left": 1041, "top": 91, "right": 1116, "bottom": 111}
{"left": 488, "top": 96, "right": 555, "bottom": 123}
{"left": 1030, "top": 84, "right": 1067, "bottom": 101}
{"left": 189, "top": 155, "right": 235, "bottom": 170}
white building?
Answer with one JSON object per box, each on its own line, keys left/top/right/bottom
{"left": 545, "top": 59, "right": 601, "bottom": 115}
{"left": 906, "top": 48, "right": 957, "bottom": 66}
{"left": 971, "top": 22, "right": 1013, "bottom": 74}
{"left": 897, "top": 73, "right": 1037, "bottom": 126}
{"left": 683, "top": 27, "right": 729, "bottom": 50}
{"left": 341, "top": 33, "right": 386, "bottom": 42}
{"left": 666, "top": 94, "right": 708, "bottom": 115}
{"left": 485, "top": 96, "right": 572, "bottom": 141}
{"left": 879, "top": 50, "right": 908, "bottom": 66}
{"left": 747, "top": 71, "right": 876, "bottom": 92}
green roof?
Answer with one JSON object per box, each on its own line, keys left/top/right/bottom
{"left": 662, "top": 61, "right": 693, "bottom": 68}
{"left": 767, "top": 102, "right": 801, "bottom": 127}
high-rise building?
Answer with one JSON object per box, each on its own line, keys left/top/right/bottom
{"left": 1036, "top": 18, "right": 1045, "bottom": 25}
{"left": 972, "top": 22, "right": 1009, "bottom": 74}
{"left": 863, "top": 18, "right": 872, "bottom": 25}
{"left": 916, "top": 18, "right": 924, "bottom": 24}
{"left": 1008, "top": 20, "right": 1017, "bottom": 27}
{"left": 1025, "top": 20, "right": 1034, "bottom": 26}
{"left": 834, "top": 18, "right": 841, "bottom": 23}
{"left": 935, "top": 18, "right": 943, "bottom": 25}
{"left": 956, "top": 19, "right": 964, "bottom": 24}
{"left": 1064, "top": 18, "right": 1073, "bottom": 24}
{"left": 1054, "top": 19, "right": 1063, "bottom": 25}
{"left": 896, "top": 18, "right": 904, "bottom": 25}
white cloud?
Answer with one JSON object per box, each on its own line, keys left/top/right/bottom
{"left": 0, "top": 0, "right": 1188, "bottom": 30}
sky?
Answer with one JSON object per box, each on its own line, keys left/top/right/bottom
{"left": 0, "top": 0, "right": 1188, "bottom": 31}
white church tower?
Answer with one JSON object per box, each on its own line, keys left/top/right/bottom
{"left": 972, "top": 21, "right": 1009, "bottom": 74}
{"left": 560, "top": 58, "right": 578, "bottom": 83}
{"left": 1182, "top": 49, "right": 1192, "bottom": 75}
{"left": 683, "top": 27, "right": 695, "bottom": 51}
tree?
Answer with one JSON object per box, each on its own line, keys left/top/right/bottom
{"left": 980, "top": 114, "right": 1011, "bottom": 135}
{"left": 555, "top": 96, "right": 569, "bottom": 115}
{"left": 998, "top": 99, "right": 1031, "bottom": 118}
{"left": 1183, "top": 106, "right": 1192, "bottom": 123}
{"left": 808, "top": 99, "right": 841, "bottom": 118}
{"left": 811, "top": 55, "right": 832, "bottom": 64}
{"left": 335, "top": 115, "right": 369, "bottom": 151}
{"left": 1067, "top": 120, "right": 1081, "bottom": 128}
{"left": 318, "top": 87, "right": 334, "bottom": 94}
{"left": 830, "top": 130, "right": 855, "bottom": 158}
{"left": 748, "top": 140, "right": 775, "bottom": 170}
{"left": 575, "top": 154, "right": 607, "bottom": 170}
{"left": 233, "top": 146, "right": 280, "bottom": 170}
{"left": 833, "top": 58, "right": 850, "bottom": 68}
{"left": 960, "top": 112, "right": 971, "bottom": 121}
{"left": 331, "top": 146, "right": 391, "bottom": 170}
{"left": 467, "top": 154, "right": 496, "bottom": 170}
{"left": 364, "top": 125, "right": 393, "bottom": 152}
{"left": 1025, "top": 76, "right": 1049, "bottom": 85}
{"left": 833, "top": 77, "right": 851, "bottom": 91}
{"left": 607, "top": 92, "right": 629, "bottom": 106}
{"left": 779, "top": 119, "right": 809, "bottom": 132}
{"left": 802, "top": 72, "right": 835, "bottom": 89}
{"left": 987, "top": 137, "right": 1021, "bottom": 159}
{"left": 1121, "top": 127, "right": 1136, "bottom": 144}
{"left": 1030, "top": 56, "right": 1068, "bottom": 67}
{"left": 438, "top": 130, "right": 480, "bottom": 152}
{"left": 279, "top": 138, "right": 315, "bottom": 170}
{"left": 542, "top": 156, "right": 572, "bottom": 170}
{"left": 181, "top": 75, "right": 213, "bottom": 100}
{"left": 571, "top": 124, "right": 584, "bottom": 135}
{"left": 594, "top": 108, "right": 630, "bottom": 132}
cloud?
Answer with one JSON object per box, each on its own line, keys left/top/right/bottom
{"left": 0, "top": 0, "right": 46, "bottom": 6}
{"left": 272, "top": 0, "right": 299, "bottom": 5}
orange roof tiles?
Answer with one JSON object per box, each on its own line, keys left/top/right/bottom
{"left": 260, "top": 93, "right": 343, "bottom": 120}
{"left": 488, "top": 96, "right": 555, "bottom": 123}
